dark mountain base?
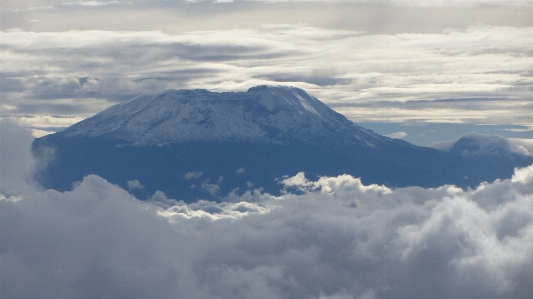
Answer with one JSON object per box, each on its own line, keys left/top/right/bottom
{"left": 32, "top": 137, "right": 533, "bottom": 202}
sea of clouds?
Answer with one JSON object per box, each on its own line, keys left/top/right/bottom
{"left": 1, "top": 120, "right": 533, "bottom": 299}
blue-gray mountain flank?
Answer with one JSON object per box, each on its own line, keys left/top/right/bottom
{"left": 33, "top": 86, "right": 533, "bottom": 201}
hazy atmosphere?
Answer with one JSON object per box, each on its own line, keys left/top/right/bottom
{"left": 2, "top": 1, "right": 533, "bottom": 298}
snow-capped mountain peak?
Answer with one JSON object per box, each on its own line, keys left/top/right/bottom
{"left": 35, "top": 86, "right": 533, "bottom": 201}
{"left": 248, "top": 86, "right": 322, "bottom": 117}
{"left": 59, "top": 85, "right": 386, "bottom": 146}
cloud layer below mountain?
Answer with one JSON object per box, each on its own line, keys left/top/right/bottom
{"left": 2, "top": 121, "right": 533, "bottom": 299}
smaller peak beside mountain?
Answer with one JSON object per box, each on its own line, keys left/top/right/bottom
{"left": 430, "top": 133, "right": 532, "bottom": 159}
{"left": 53, "top": 85, "right": 388, "bottom": 147}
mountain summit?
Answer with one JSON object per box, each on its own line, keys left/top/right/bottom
{"left": 33, "top": 86, "right": 533, "bottom": 201}
{"left": 60, "top": 86, "right": 386, "bottom": 146}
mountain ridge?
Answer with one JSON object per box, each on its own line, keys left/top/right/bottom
{"left": 59, "top": 85, "right": 390, "bottom": 147}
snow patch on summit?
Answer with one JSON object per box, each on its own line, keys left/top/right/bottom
{"left": 58, "top": 86, "right": 388, "bottom": 146}
{"left": 430, "top": 133, "right": 532, "bottom": 157}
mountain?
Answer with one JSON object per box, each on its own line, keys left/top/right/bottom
{"left": 58, "top": 85, "right": 387, "bottom": 146}
{"left": 33, "top": 86, "right": 533, "bottom": 202}
{"left": 430, "top": 133, "right": 533, "bottom": 158}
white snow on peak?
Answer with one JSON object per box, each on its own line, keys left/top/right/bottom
{"left": 60, "top": 86, "right": 387, "bottom": 146}
{"left": 249, "top": 86, "right": 322, "bottom": 117}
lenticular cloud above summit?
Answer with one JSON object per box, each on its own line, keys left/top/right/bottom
{"left": 2, "top": 120, "right": 533, "bottom": 299}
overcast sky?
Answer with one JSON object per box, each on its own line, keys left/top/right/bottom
{"left": 1, "top": 0, "right": 533, "bottom": 144}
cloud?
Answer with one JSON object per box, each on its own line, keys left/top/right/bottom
{"left": 184, "top": 171, "right": 203, "bottom": 180}
{"left": 512, "top": 164, "right": 533, "bottom": 184}
{"left": 429, "top": 139, "right": 457, "bottom": 151}
{"left": 2, "top": 24, "right": 533, "bottom": 132}
{"left": 8, "top": 0, "right": 533, "bottom": 9}
{"left": 65, "top": 0, "right": 533, "bottom": 7}
{"left": 63, "top": 1, "right": 125, "bottom": 7}
{"left": 127, "top": 179, "right": 144, "bottom": 191}
{"left": 389, "top": 0, "right": 533, "bottom": 7}
{"left": 509, "top": 138, "right": 533, "bottom": 156}
{"left": 159, "top": 200, "right": 270, "bottom": 221}
{"left": 201, "top": 180, "right": 220, "bottom": 196}
{"left": 2, "top": 122, "right": 533, "bottom": 298}
{"left": 0, "top": 120, "right": 40, "bottom": 195}
{"left": 384, "top": 131, "right": 407, "bottom": 139}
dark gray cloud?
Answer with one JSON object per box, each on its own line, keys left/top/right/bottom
{"left": 1, "top": 121, "right": 533, "bottom": 298}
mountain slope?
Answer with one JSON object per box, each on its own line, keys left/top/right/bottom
{"left": 431, "top": 133, "right": 532, "bottom": 158}
{"left": 60, "top": 86, "right": 387, "bottom": 146}
{"left": 33, "top": 86, "right": 533, "bottom": 202}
